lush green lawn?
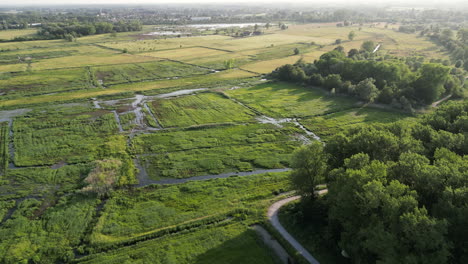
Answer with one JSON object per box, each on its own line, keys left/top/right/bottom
{"left": 150, "top": 92, "right": 257, "bottom": 128}
{"left": 225, "top": 82, "right": 358, "bottom": 118}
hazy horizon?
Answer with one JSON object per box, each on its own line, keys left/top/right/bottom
{"left": 1, "top": 0, "right": 467, "bottom": 9}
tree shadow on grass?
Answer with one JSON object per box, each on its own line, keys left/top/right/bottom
{"left": 194, "top": 228, "right": 281, "bottom": 264}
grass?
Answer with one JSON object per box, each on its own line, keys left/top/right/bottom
{"left": 0, "top": 29, "right": 38, "bottom": 40}
{"left": 12, "top": 104, "right": 123, "bottom": 166}
{"left": 149, "top": 92, "right": 256, "bottom": 128}
{"left": 0, "top": 122, "right": 8, "bottom": 173}
{"left": 140, "top": 47, "right": 230, "bottom": 61}
{"left": 81, "top": 222, "right": 279, "bottom": 264}
{"left": 300, "top": 107, "right": 414, "bottom": 140}
{"left": 131, "top": 123, "right": 298, "bottom": 154}
{"left": 240, "top": 55, "right": 302, "bottom": 74}
{"left": 31, "top": 53, "right": 160, "bottom": 70}
{"left": 0, "top": 194, "right": 100, "bottom": 263}
{"left": 225, "top": 82, "right": 358, "bottom": 118}
{"left": 91, "top": 172, "right": 290, "bottom": 242}
{"left": 141, "top": 142, "right": 297, "bottom": 179}
{"left": 0, "top": 69, "right": 257, "bottom": 109}
{"left": 92, "top": 60, "right": 210, "bottom": 86}
{"left": 132, "top": 122, "right": 304, "bottom": 180}
{"left": 0, "top": 164, "right": 91, "bottom": 200}
{"left": 118, "top": 112, "right": 137, "bottom": 131}
{"left": 0, "top": 68, "right": 93, "bottom": 99}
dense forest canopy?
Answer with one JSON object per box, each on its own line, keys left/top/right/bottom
{"left": 291, "top": 101, "right": 468, "bottom": 263}
{"left": 271, "top": 48, "right": 466, "bottom": 109}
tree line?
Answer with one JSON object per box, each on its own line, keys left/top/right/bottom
{"left": 38, "top": 21, "right": 142, "bottom": 40}
{"left": 291, "top": 101, "right": 468, "bottom": 263}
{"left": 271, "top": 46, "right": 466, "bottom": 110}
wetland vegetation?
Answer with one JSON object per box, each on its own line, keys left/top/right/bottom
{"left": 0, "top": 2, "right": 466, "bottom": 264}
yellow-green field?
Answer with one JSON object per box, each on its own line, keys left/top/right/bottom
{"left": 0, "top": 28, "right": 38, "bottom": 40}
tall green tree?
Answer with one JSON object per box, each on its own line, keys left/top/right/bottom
{"left": 361, "top": 40, "right": 375, "bottom": 52}
{"left": 290, "top": 142, "right": 328, "bottom": 199}
{"left": 355, "top": 78, "right": 379, "bottom": 102}
{"left": 413, "top": 63, "right": 450, "bottom": 104}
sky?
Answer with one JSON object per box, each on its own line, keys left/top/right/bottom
{"left": 0, "top": 0, "right": 466, "bottom": 8}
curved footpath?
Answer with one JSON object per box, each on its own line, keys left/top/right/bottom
{"left": 268, "top": 196, "right": 320, "bottom": 264}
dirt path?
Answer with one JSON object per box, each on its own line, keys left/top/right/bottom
{"left": 253, "top": 225, "right": 292, "bottom": 264}
{"left": 431, "top": 94, "right": 452, "bottom": 107}
{"left": 268, "top": 196, "right": 320, "bottom": 264}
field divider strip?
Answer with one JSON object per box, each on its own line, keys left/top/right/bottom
{"left": 195, "top": 45, "right": 235, "bottom": 53}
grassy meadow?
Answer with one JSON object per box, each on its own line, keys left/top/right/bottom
{"left": 149, "top": 92, "right": 256, "bottom": 127}
{"left": 225, "top": 82, "right": 358, "bottom": 118}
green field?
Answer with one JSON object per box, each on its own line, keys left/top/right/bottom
{"left": 0, "top": 68, "right": 93, "bottom": 99}
{"left": 91, "top": 172, "right": 290, "bottom": 243}
{"left": 149, "top": 92, "right": 256, "bottom": 128}
{"left": 300, "top": 108, "right": 414, "bottom": 139}
{"left": 226, "top": 82, "right": 358, "bottom": 118}
{"left": 92, "top": 60, "right": 210, "bottom": 86}
{"left": 0, "top": 29, "right": 38, "bottom": 40}
{"left": 82, "top": 222, "right": 279, "bottom": 264}
{"left": 131, "top": 123, "right": 299, "bottom": 153}
{"left": 12, "top": 104, "right": 122, "bottom": 166}
{"left": 132, "top": 123, "right": 304, "bottom": 179}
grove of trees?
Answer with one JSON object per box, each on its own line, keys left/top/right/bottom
{"left": 271, "top": 49, "right": 466, "bottom": 109}
{"left": 290, "top": 101, "right": 468, "bottom": 263}
{"left": 38, "top": 21, "right": 142, "bottom": 39}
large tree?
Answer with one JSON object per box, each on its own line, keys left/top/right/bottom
{"left": 355, "top": 78, "right": 379, "bottom": 102}
{"left": 290, "top": 142, "right": 328, "bottom": 199}
{"left": 413, "top": 63, "right": 450, "bottom": 104}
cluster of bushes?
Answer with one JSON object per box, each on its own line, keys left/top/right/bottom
{"left": 291, "top": 101, "right": 468, "bottom": 263}
{"left": 38, "top": 21, "right": 142, "bottom": 40}
{"left": 271, "top": 48, "right": 466, "bottom": 109}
